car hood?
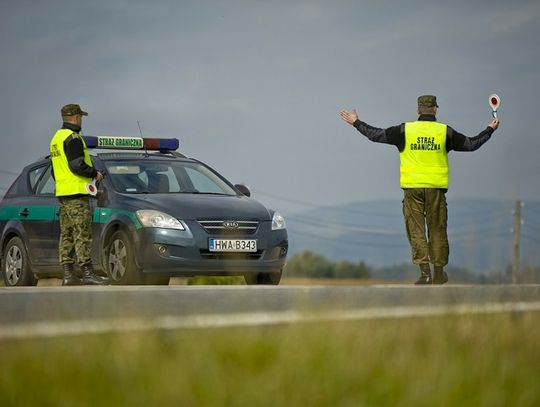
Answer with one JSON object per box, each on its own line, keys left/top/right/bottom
{"left": 117, "top": 193, "right": 272, "bottom": 220}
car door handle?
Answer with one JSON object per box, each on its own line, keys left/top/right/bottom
{"left": 19, "top": 208, "right": 30, "bottom": 217}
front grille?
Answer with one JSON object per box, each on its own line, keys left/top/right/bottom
{"left": 198, "top": 219, "right": 259, "bottom": 236}
{"left": 199, "top": 250, "right": 263, "bottom": 260}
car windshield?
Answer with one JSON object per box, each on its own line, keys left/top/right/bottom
{"left": 104, "top": 160, "right": 238, "bottom": 195}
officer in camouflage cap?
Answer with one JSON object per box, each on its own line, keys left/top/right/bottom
{"left": 61, "top": 103, "right": 88, "bottom": 117}
{"left": 341, "top": 95, "right": 499, "bottom": 285}
{"left": 50, "top": 104, "right": 108, "bottom": 285}
{"left": 417, "top": 95, "right": 439, "bottom": 108}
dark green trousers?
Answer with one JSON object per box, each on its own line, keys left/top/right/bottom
{"left": 402, "top": 188, "right": 449, "bottom": 267}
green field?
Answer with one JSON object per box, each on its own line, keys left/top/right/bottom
{"left": 1, "top": 312, "right": 540, "bottom": 406}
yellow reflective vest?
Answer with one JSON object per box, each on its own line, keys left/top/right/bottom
{"left": 400, "top": 121, "right": 449, "bottom": 188}
{"left": 50, "top": 129, "right": 94, "bottom": 196}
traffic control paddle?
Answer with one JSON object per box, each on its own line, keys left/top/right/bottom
{"left": 86, "top": 180, "right": 98, "bottom": 196}
{"left": 488, "top": 94, "right": 500, "bottom": 118}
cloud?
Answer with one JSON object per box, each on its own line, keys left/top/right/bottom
{"left": 484, "top": 1, "right": 540, "bottom": 36}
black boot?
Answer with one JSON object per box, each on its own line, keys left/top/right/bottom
{"left": 433, "top": 266, "right": 448, "bottom": 285}
{"left": 81, "top": 264, "right": 109, "bottom": 285}
{"left": 414, "top": 264, "right": 432, "bottom": 285}
{"left": 62, "top": 263, "right": 81, "bottom": 286}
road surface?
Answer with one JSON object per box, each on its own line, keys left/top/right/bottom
{"left": 1, "top": 284, "right": 540, "bottom": 339}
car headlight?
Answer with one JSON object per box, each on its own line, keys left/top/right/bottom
{"left": 136, "top": 210, "right": 185, "bottom": 230}
{"left": 272, "top": 212, "right": 286, "bottom": 231}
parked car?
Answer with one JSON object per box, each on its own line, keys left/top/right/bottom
{"left": 0, "top": 136, "right": 288, "bottom": 286}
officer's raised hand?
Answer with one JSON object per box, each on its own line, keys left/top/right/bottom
{"left": 488, "top": 118, "right": 500, "bottom": 130}
{"left": 340, "top": 109, "right": 359, "bottom": 125}
{"left": 95, "top": 171, "right": 104, "bottom": 182}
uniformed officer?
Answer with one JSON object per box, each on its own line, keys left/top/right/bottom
{"left": 340, "top": 96, "right": 499, "bottom": 284}
{"left": 50, "top": 104, "right": 109, "bottom": 286}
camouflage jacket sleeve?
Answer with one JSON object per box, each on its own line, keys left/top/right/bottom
{"left": 353, "top": 120, "right": 405, "bottom": 151}
{"left": 64, "top": 134, "right": 97, "bottom": 178}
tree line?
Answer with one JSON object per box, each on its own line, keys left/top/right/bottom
{"left": 284, "top": 250, "right": 540, "bottom": 283}
{"left": 284, "top": 250, "right": 371, "bottom": 279}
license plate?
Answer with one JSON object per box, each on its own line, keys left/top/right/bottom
{"left": 209, "top": 239, "right": 257, "bottom": 252}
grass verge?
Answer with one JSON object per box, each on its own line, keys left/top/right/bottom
{"left": 1, "top": 312, "right": 539, "bottom": 406}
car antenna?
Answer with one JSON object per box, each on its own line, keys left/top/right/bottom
{"left": 137, "top": 120, "right": 149, "bottom": 157}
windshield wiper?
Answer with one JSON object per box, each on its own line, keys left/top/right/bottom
{"left": 183, "top": 191, "right": 232, "bottom": 196}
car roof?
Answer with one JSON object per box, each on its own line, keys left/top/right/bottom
{"left": 34, "top": 150, "right": 195, "bottom": 164}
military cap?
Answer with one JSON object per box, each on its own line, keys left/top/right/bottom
{"left": 417, "top": 95, "right": 439, "bottom": 108}
{"left": 61, "top": 104, "right": 88, "bottom": 116}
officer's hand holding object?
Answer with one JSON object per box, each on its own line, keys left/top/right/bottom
{"left": 489, "top": 118, "right": 500, "bottom": 130}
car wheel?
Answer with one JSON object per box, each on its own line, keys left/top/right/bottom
{"left": 2, "top": 236, "right": 37, "bottom": 287}
{"left": 107, "top": 230, "right": 142, "bottom": 285}
{"left": 244, "top": 270, "right": 282, "bottom": 285}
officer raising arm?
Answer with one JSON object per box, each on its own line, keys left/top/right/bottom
{"left": 50, "top": 104, "right": 108, "bottom": 286}
{"left": 340, "top": 109, "right": 359, "bottom": 126}
{"left": 340, "top": 96, "right": 499, "bottom": 285}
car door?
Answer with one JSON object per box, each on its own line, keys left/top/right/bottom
{"left": 91, "top": 181, "right": 108, "bottom": 269}
{"left": 22, "top": 165, "right": 61, "bottom": 267}
{"left": 89, "top": 159, "right": 112, "bottom": 270}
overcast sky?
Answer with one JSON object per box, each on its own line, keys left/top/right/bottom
{"left": 1, "top": 0, "right": 539, "bottom": 214}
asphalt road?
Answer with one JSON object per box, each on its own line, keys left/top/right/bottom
{"left": 1, "top": 284, "right": 540, "bottom": 339}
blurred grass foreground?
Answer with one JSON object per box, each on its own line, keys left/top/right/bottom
{"left": 1, "top": 312, "right": 540, "bottom": 406}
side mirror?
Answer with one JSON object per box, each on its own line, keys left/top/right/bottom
{"left": 95, "top": 171, "right": 107, "bottom": 199}
{"left": 95, "top": 187, "right": 104, "bottom": 199}
{"left": 234, "top": 184, "right": 251, "bottom": 197}
{"left": 95, "top": 180, "right": 107, "bottom": 200}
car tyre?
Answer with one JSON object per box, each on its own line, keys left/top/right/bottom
{"left": 2, "top": 236, "right": 37, "bottom": 287}
{"left": 244, "top": 270, "right": 282, "bottom": 285}
{"left": 107, "top": 230, "right": 143, "bottom": 285}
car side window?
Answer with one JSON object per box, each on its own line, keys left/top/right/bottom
{"left": 35, "top": 166, "right": 55, "bottom": 195}
{"left": 28, "top": 165, "right": 48, "bottom": 192}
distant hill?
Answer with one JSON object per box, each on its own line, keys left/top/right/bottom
{"left": 286, "top": 198, "right": 540, "bottom": 273}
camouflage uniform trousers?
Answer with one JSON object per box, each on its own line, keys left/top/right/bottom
{"left": 58, "top": 195, "right": 93, "bottom": 267}
{"left": 402, "top": 188, "right": 449, "bottom": 267}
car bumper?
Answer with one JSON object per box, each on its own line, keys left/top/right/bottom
{"left": 131, "top": 224, "right": 288, "bottom": 277}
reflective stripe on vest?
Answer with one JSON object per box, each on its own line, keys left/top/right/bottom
{"left": 400, "top": 121, "right": 449, "bottom": 188}
{"left": 50, "top": 129, "right": 94, "bottom": 196}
